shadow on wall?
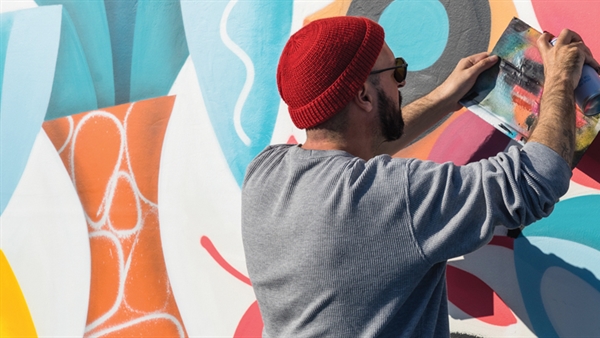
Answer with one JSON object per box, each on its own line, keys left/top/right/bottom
{"left": 451, "top": 333, "right": 482, "bottom": 338}
{"left": 449, "top": 233, "right": 600, "bottom": 337}
{"left": 513, "top": 236, "right": 600, "bottom": 337}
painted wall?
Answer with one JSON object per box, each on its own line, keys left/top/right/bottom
{"left": 1, "top": 0, "right": 599, "bottom": 337}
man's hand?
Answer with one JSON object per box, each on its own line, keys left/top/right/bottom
{"left": 528, "top": 29, "right": 600, "bottom": 167}
{"left": 537, "top": 29, "right": 599, "bottom": 89}
{"left": 430, "top": 52, "right": 499, "bottom": 112}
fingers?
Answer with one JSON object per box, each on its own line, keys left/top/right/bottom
{"left": 538, "top": 29, "right": 584, "bottom": 51}
{"left": 463, "top": 54, "right": 498, "bottom": 75}
{"left": 541, "top": 28, "right": 600, "bottom": 74}
{"left": 537, "top": 32, "right": 554, "bottom": 54}
{"left": 582, "top": 43, "right": 600, "bottom": 73}
{"left": 468, "top": 51, "right": 493, "bottom": 64}
{"left": 556, "top": 28, "right": 584, "bottom": 44}
{"left": 457, "top": 52, "right": 492, "bottom": 70}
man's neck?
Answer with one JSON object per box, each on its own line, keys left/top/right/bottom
{"left": 302, "top": 131, "right": 377, "bottom": 161}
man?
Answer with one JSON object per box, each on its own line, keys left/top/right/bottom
{"left": 241, "top": 16, "right": 598, "bottom": 337}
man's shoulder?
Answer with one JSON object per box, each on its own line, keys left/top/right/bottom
{"left": 244, "top": 144, "right": 295, "bottom": 180}
{"left": 250, "top": 144, "right": 295, "bottom": 166}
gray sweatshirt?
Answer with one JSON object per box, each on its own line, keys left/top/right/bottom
{"left": 241, "top": 142, "right": 571, "bottom": 337}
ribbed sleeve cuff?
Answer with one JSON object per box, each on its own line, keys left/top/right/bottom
{"left": 522, "top": 142, "right": 572, "bottom": 197}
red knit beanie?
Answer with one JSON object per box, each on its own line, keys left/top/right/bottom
{"left": 277, "top": 16, "right": 385, "bottom": 129}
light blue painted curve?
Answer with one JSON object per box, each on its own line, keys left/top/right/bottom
{"left": 0, "top": 13, "right": 14, "bottom": 106}
{"left": 36, "top": 0, "right": 116, "bottom": 110}
{"left": 0, "top": 6, "right": 63, "bottom": 215}
{"left": 129, "top": 0, "right": 189, "bottom": 103}
{"left": 44, "top": 7, "right": 98, "bottom": 120}
{"left": 379, "top": 0, "right": 449, "bottom": 71}
{"left": 181, "top": 0, "right": 293, "bottom": 187}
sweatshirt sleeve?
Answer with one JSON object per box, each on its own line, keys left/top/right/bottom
{"left": 405, "top": 142, "right": 572, "bottom": 263}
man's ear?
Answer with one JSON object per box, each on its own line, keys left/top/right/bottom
{"left": 354, "top": 82, "right": 374, "bottom": 112}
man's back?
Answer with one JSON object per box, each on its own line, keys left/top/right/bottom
{"left": 241, "top": 143, "right": 569, "bottom": 337}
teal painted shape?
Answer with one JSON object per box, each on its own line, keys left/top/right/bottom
{"left": 181, "top": 0, "right": 293, "bottom": 187}
{"left": 515, "top": 195, "right": 600, "bottom": 337}
{"left": 36, "top": 0, "right": 116, "bottom": 109}
{"left": 527, "top": 236, "right": 600, "bottom": 280}
{"left": 522, "top": 195, "right": 600, "bottom": 251}
{"left": 0, "top": 14, "right": 15, "bottom": 104}
{"left": 514, "top": 236, "right": 600, "bottom": 337}
{"left": 129, "top": 0, "right": 189, "bottom": 102}
{"left": 45, "top": 7, "right": 98, "bottom": 120}
{"left": 105, "top": 0, "right": 137, "bottom": 104}
{"left": 380, "top": 0, "right": 449, "bottom": 71}
{"left": 0, "top": 6, "right": 63, "bottom": 215}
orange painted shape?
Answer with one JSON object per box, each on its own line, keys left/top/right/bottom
{"left": 126, "top": 96, "right": 175, "bottom": 205}
{"left": 86, "top": 236, "right": 122, "bottom": 324}
{"left": 109, "top": 175, "right": 139, "bottom": 232}
{"left": 72, "top": 115, "right": 123, "bottom": 223}
{"left": 44, "top": 117, "right": 71, "bottom": 154}
{"left": 304, "top": 0, "right": 351, "bottom": 26}
{"left": 0, "top": 250, "right": 38, "bottom": 337}
{"left": 98, "top": 316, "right": 184, "bottom": 337}
{"left": 395, "top": 109, "right": 466, "bottom": 160}
{"left": 43, "top": 96, "right": 187, "bottom": 337}
{"left": 125, "top": 212, "right": 170, "bottom": 312}
{"left": 488, "top": 1, "right": 518, "bottom": 51}
{"left": 511, "top": 96, "right": 534, "bottom": 131}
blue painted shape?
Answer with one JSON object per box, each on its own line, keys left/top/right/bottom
{"left": 522, "top": 195, "right": 600, "bottom": 250}
{"left": 515, "top": 236, "right": 600, "bottom": 337}
{"left": 105, "top": 0, "right": 137, "bottom": 104}
{"left": 36, "top": 0, "right": 116, "bottom": 109}
{"left": 129, "top": 0, "right": 189, "bottom": 102}
{"left": 514, "top": 195, "right": 600, "bottom": 337}
{"left": 379, "top": 0, "right": 449, "bottom": 71}
{"left": 182, "top": 0, "right": 293, "bottom": 187}
{"left": 0, "top": 14, "right": 15, "bottom": 105}
{"left": 45, "top": 7, "right": 98, "bottom": 120}
{"left": 0, "top": 6, "right": 63, "bottom": 215}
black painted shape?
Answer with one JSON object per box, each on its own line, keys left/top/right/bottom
{"left": 348, "top": 0, "right": 491, "bottom": 106}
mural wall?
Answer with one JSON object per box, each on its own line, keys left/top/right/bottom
{"left": 1, "top": 0, "right": 599, "bottom": 337}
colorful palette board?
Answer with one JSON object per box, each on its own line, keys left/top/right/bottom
{"left": 461, "top": 17, "right": 600, "bottom": 164}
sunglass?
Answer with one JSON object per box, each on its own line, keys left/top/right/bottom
{"left": 369, "top": 57, "right": 408, "bottom": 83}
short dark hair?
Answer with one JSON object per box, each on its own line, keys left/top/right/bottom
{"left": 368, "top": 73, "right": 381, "bottom": 86}
{"left": 307, "top": 105, "right": 350, "bottom": 134}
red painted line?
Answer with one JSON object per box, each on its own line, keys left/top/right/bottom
{"left": 200, "top": 235, "right": 252, "bottom": 286}
{"left": 488, "top": 235, "right": 514, "bottom": 250}
{"left": 287, "top": 135, "right": 298, "bottom": 144}
{"left": 233, "top": 301, "right": 264, "bottom": 338}
{"left": 447, "top": 265, "right": 517, "bottom": 326}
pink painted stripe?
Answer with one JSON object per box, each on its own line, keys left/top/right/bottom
{"left": 200, "top": 236, "right": 252, "bottom": 286}
{"left": 447, "top": 265, "right": 517, "bottom": 326}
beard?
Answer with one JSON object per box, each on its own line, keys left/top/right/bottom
{"left": 377, "top": 89, "right": 404, "bottom": 142}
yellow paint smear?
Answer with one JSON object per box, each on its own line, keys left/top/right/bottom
{"left": 0, "top": 250, "right": 37, "bottom": 337}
